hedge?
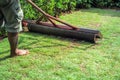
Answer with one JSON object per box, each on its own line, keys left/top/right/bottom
{"left": 20, "top": 0, "right": 120, "bottom": 19}
{"left": 21, "top": 0, "right": 76, "bottom": 19}
{"left": 76, "top": 0, "right": 120, "bottom": 8}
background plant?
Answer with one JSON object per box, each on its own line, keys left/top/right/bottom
{"left": 20, "top": 0, "right": 76, "bottom": 19}
{"left": 76, "top": 0, "right": 92, "bottom": 8}
{"left": 20, "top": 0, "right": 120, "bottom": 20}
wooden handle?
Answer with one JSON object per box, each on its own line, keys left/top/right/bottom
{"left": 26, "top": 0, "right": 78, "bottom": 30}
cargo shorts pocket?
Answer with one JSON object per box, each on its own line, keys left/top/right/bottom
{"left": 1, "top": 0, "right": 23, "bottom": 32}
{"left": 2, "top": 0, "right": 23, "bottom": 23}
{"left": 14, "top": 0, "right": 24, "bottom": 22}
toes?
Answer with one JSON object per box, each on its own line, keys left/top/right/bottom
{"left": 16, "top": 50, "right": 29, "bottom": 56}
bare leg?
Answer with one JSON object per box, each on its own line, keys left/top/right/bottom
{"left": 7, "top": 32, "right": 29, "bottom": 57}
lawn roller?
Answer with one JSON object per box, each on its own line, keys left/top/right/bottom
{"left": 23, "top": 0, "right": 102, "bottom": 43}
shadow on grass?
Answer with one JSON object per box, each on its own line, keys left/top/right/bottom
{"left": 22, "top": 32, "right": 93, "bottom": 43}
{"left": 0, "top": 55, "right": 11, "bottom": 62}
{"left": 0, "top": 49, "right": 10, "bottom": 61}
{"left": 0, "top": 50, "right": 9, "bottom": 54}
{"left": 80, "top": 8, "right": 120, "bottom": 17}
{"left": 19, "top": 32, "right": 95, "bottom": 50}
{"left": 19, "top": 36, "right": 68, "bottom": 50}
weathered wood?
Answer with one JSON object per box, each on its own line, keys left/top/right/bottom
{"left": 78, "top": 28, "right": 102, "bottom": 38}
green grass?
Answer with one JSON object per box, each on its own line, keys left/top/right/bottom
{"left": 0, "top": 8, "right": 120, "bottom": 80}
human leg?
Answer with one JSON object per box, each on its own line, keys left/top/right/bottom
{"left": 1, "top": 0, "right": 29, "bottom": 57}
{"left": 7, "top": 32, "right": 29, "bottom": 57}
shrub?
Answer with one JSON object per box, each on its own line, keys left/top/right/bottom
{"left": 20, "top": 0, "right": 76, "bottom": 19}
{"left": 21, "top": 0, "right": 77, "bottom": 18}
{"left": 0, "top": 27, "right": 6, "bottom": 36}
{"left": 92, "top": 0, "right": 112, "bottom": 8}
{"left": 76, "top": 0, "right": 120, "bottom": 8}
{"left": 54, "top": 0, "right": 76, "bottom": 16}
{"left": 20, "top": 0, "right": 120, "bottom": 19}
{"left": 20, "top": 0, "right": 55, "bottom": 19}
{"left": 110, "top": 0, "right": 120, "bottom": 7}
{"left": 76, "top": 0, "right": 92, "bottom": 8}
{"left": 0, "top": 21, "right": 6, "bottom": 36}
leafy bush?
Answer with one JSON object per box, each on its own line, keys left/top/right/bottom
{"left": 0, "top": 27, "right": 6, "bottom": 36}
{"left": 54, "top": 0, "right": 76, "bottom": 16}
{"left": 76, "top": 0, "right": 120, "bottom": 8}
{"left": 92, "top": 0, "right": 112, "bottom": 8}
{"left": 76, "top": 0, "right": 92, "bottom": 8}
{"left": 0, "top": 21, "right": 6, "bottom": 36}
{"left": 20, "top": 0, "right": 120, "bottom": 20}
{"left": 20, "top": 0, "right": 76, "bottom": 19}
{"left": 110, "top": 0, "right": 120, "bottom": 7}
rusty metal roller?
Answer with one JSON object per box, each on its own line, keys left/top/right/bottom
{"left": 27, "top": 22, "right": 102, "bottom": 43}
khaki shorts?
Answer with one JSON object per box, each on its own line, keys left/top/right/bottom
{"left": 0, "top": 0, "right": 23, "bottom": 33}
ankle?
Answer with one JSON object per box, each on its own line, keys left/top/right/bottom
{"left": 10, "top": 53, "right": 17, "bottom": 57}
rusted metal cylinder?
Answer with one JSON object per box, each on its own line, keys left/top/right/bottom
{"left": 27, "top": 23, "right": 102, "bottom": 43}
{"left": 37, "top": 22, "right": 73, "bottom": 30}
{"left": 37, "top": 22, "right": 102, "bottom": 38}
{"left": 78, "top": 28, "right": 102, "bottom": 38}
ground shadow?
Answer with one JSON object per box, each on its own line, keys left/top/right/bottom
{"left": 0, "top": 50, "right": 9, "bottom": 54}
{"left": 0, "top": 55, "right": 11, "bottom": 62}
{"left": 0, "top": 32, "right": 95, "bottom": 61}
{"left": 20, "top": 32, "right": 95, "bottom": 50}
{"left": 0, "top": 50, "right": 10, "bottom": 62}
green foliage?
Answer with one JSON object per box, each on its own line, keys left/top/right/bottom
{"left": 20, "top": 0, "right": 55, "bottom": 19}
{"left": 0, "top": 27, "right": 6, "bottom": 36}
{"left": 76, "top": 0, "right": 120, "bottom": 8}
{"left": 76, "top": 0, "right": 92, "bottom": 8}
{"left": 92, "top": 0, "right": 113, "bottom": 8}
{"left": 110, "top": 0, "right": 120, "bottom": 7}
{"left": 0, "top": 21, "right": 6, "bottom": 36}
{"left": 20, "top": 0, "right": 120, "bottom": 19}
{"left": 20, "top": 0, "right": 76, "bottom": 19}
{"left": 54, "top": 0, "right": 76, "bottom": 16}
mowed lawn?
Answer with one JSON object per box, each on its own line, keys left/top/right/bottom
{"left": 0, "top": 8, "right": 120, "bottom": 80}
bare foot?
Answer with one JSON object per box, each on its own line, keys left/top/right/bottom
{"left": 10, "top": 49, "right": 29, "bottom": 57}
{"left": 16, "top": 49, "right": 29, "bottom": 56}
